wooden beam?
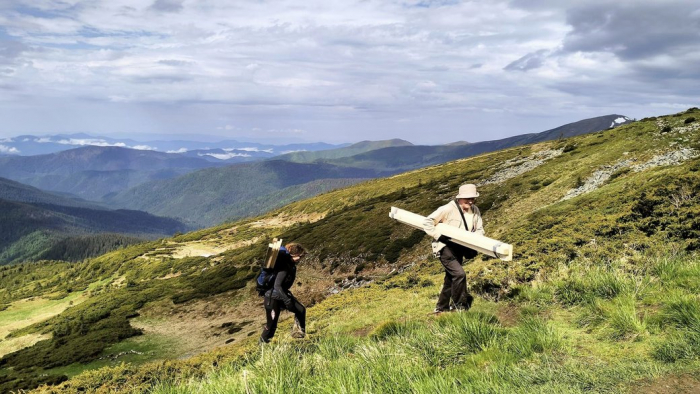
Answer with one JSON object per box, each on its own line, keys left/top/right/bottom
{"left": 389, "top": 206, "right": 513, "bottom": 261}
{"left": 264, "top": 238, "right": 283, "bottom": 269}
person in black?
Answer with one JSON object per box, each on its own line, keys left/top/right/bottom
{"left": 260, "top": 243, "right": 307, "bottom": 343}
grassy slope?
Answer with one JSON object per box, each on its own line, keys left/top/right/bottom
{"left": 0, "top": 109, "right": 698, "bottom": 392}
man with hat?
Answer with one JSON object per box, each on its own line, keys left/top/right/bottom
{"left": 422, "top": 184, "right": 484, "bottom": 313}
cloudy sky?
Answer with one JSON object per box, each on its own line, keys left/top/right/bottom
{"left": 0, "top": 0, "right": 698, "bottom": 144}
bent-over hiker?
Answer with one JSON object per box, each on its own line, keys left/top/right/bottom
{"left": 260, "top": 243, "right": 307, "bottom": 343}
{"left": 423, "top": 184, "right": 484, "bottom": 313}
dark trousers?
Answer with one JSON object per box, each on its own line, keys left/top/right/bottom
{"left": 436, "top": 242, "right": 476, "bottom": 311}
{"left": 260, "top": 290, "right": 306, "bottom": 343}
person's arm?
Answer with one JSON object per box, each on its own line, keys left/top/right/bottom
{"left": 423, "top": 205, "right": 447, "bottom": 240}
{"left": 273, "top": 269, "right": 293, "bottom": 307}
{"left": 473, "top": 205, "right": 485, "bottom": 236}
{"left": 474, "top": 215, "right": 485, "bottom": 236}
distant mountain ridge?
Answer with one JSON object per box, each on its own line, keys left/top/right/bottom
{"left": 0, "top": 146, "right": 227, "bottom": 200}
{"left": 317, "top": 114, "right": 634, "bottom": 172}
{"left": 104, "top": 114, "right": 633, "bottom": 227}
{"left": 0, "top": 176, "right": 190, "bottom": 265}
{"left": 0, "top": 133, "right": 347, "bottom": 157}
{"left": 276, "top": 139, "right": 413, "bottom": 162}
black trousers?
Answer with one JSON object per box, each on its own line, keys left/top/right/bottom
{"left": 436, "top": 242, "right": 476, "bottom": 311}
{"left": 260, "top": 290, "right": 306, "bottom": 343}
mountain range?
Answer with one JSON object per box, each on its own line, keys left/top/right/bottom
{"left": 0, "top": 146, "right": 225, "bottom": 201}
{"left": 102, "top": 114, "right": 634, "bottom": 226}
{"left": 0, "top": 133, "right": 346, "bottom": 158}
{"left": 0, "top": 114, "right": 634, "bottom": 264}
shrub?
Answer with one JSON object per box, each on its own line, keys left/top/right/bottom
{"left": 685, "top": 117, "right": 696, "bottom": 124}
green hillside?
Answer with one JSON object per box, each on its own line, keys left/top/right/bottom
{"left": 105, "top": 160, "right": 375, "bottom": 227}
{"left": 0, "top": 109, "right": 699, "bottom": 392}
{"left": 0, "top": 177, "right": 104, "bottom": 209}
{"left": 0, "top": 199, "right": 190, "bottom": 265}
{"left": 0, "top": 146, "right": 222, "bottom": 201}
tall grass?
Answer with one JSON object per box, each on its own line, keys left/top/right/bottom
{"left": 150, "top": 310, "right": 572, "bottom": 394}
{"left": 554, "top": 266, "right": 631, "bottom": 306}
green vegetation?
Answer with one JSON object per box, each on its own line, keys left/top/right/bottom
{"left": 105, "top": 161, "right": 376, "bottom": 227}
{"left": 0, "top": 198, "right": 188, "bottom": 265}
{"left": 150, "top": 251, "right": 700, "bottom": 394}
{"left": 2, "top": 110, "right": 700, "bottom": 392}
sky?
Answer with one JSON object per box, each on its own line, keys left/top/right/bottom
{"left": 0, "top": 0, "right": 699, "bottom": 145}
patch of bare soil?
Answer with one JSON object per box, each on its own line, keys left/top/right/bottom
{"left": 632, "top": 373, "right": 700, "bottom": 394}
{"left": 132, "top": 256, "right": 397, "bottom": 357}
{"left": 352, "top": 326, "right": 374, "bottom": 337}
{"left": 249, "top": 213, "right": 326, "bottom": 229}
{"left": 133, "top": 286, "right": 267, "bottom": 357}
{"left": 495, "top": 304, "right": 520, "bottom": 327}
{"left": 170, "top": 239, "right": 259, "bottom": 259}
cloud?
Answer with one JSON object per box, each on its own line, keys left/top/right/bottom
{"left": 0, "top": 0, "right": 698, "bottom": 144}
{"left": 34, "top": 137, "right": 157, "bottom": 150}
{"left": 132, "top": 145, "right": 157, "bottom": 150}
{"left": 0, "top": 144, "right": 20, "bottom": 154}
{"left": 199, "top": 152, "right": 251, "bottom": 160}
{"left": 280, "top": 149, "right": 307, "bottom": 154}
{"left": 51, "top": 138, "right": 127, "bottom": 147}
{"left": 150, "top": 0, "right": 184, "bottom": 13}
{"left": 158, "top": 59, "right": 194, "bottom": 67}
{"left": 504, "top": 49, "right": 551, "bottom": 71}
{"left": 562, "top": 1, "right": 700, "bottom": 61}
{"left": 167, "top": 147, "right": 188, "bottom": 153}
{"left": 0, "top": 37, "right": 28, "bottom": 65}
{"left": 228, "top": 147, "right": 274, "bottom": 153}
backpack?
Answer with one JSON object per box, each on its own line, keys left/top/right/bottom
{"left": 256, "top": 268, "right": 277, "bottom": 296}
{"left": 255, "top": 246, "right": 287, "bottom": 296}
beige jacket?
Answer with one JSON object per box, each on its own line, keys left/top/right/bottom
{"left": 423, "top": 200, "right": 484, "bottom": 254}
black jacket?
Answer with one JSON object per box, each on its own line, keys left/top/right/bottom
{"left": 270, "top": 250, "right": 297, "bottom": 307}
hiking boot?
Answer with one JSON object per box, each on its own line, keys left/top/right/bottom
{"left": 291, "top": 318, "right": 305, "bottom": 339}
{"left": 464, "top": 293, "right": 474, "bottom": 310}
{"left": 429, "top": 308, "right": 448, "bottom": 316}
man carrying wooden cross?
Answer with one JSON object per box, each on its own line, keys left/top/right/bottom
{"left": 422, "top": 184, "right": 484, "bottom": 314}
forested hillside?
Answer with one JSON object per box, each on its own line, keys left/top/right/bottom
{"left": 0, "top": 109, "right": 698, "bottom": 393}
{"left": 105, "top": 160, "right": 376, "bottom": 227}
{"left": 0, "top": 199, "right": 189, "bottom": 265}
{"left": 0, "top": 146, "right": 224, "bottom": 200}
